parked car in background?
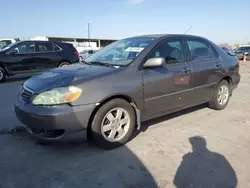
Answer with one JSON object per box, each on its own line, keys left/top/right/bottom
{"left": 0, "top": 38, "right": 20, "bottom": 51}
{"left": 79, "top": 49, "right": 99, "bottom": 61}
{"left": 232, "top": 48, "right": 237, "bottom": 54}
{"left": 235, "top": 46, "right": 250, "bottom": 60}
{"left": 0, "top": 41, "right": 79, "bottom": 83}
{"left": 221, "top": 47, "right": 235, "bottom": 56}
{"left": 15, "top": 34, "right": 240, "bottom": 149}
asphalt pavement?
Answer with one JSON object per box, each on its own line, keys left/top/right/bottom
{"left": 0, "top": 75, "right": 30, "bottom": 131}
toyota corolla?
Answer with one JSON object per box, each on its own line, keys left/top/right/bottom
{"left": 15, "top": 34, "right": 240, "bottom": 149}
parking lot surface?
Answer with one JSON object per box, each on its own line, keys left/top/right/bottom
{"left": 0, "top": 62, "right": 250, "bottom": 188}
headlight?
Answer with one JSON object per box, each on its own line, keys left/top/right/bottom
{"left": 32, "top": 86, "right": 82, "bottom": 105}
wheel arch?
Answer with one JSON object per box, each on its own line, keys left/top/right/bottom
{"left": 0, "top": 63, "right": 9, "bottom": 76}
{"left": 87, "top": 94, "right": 141, "bottom": 140}
{"left": 220, "top": 75, "right": 232, "bottom": 94}
{"left": 221, "top": 75, "right": 232, "bottom": 85}
{"left": 57, "top": 60, "right": 71, "bottom": 67}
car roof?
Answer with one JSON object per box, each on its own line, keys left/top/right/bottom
{"left": 18, "top": 40, "right": 65, "bottom": 43}
{"left": 128, "top": 34, "right": 207, "bottom": 40}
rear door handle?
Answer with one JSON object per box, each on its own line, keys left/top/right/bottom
{"left": 182, "top": 67, "right": 193, "bottom": 73}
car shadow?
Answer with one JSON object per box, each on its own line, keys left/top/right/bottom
{"left": 173, "top": 136, "right": 238, "bottom": 188}
{"left": 1, "top": 131, "right": 159, "bottom": 188}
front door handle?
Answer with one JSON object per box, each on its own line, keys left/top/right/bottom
{"left": 216, "top": 63, "right": 222, "bottom": 68}
{"left": 182, "top": 67, "right": 193, "bottom": 73}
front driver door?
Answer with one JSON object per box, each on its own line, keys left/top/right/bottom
{"left": 5, "top": 41, "right": 36, "bottom": 73}
{"left": 142, "top": 38, "right": 192, "bottom": 119}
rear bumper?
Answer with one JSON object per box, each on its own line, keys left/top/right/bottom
{"left": 231, "top": 74, "right": 241, "bottom": 90}
{"left": 15, "top": 95, "right": 95, "bottom": 140}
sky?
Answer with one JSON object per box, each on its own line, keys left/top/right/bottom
{"left": 1, "top": 0, "right": 250, "bottom": 45}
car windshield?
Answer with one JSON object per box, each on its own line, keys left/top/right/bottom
{"left": 238, "top": 47, "right": 250, "bottom": 52}
{"left": 84, "top": 37, "right": 156, "bottom": 66}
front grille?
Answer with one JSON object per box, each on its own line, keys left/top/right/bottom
{"left": 21, "top": 86, "right": 34, "bottom": 102}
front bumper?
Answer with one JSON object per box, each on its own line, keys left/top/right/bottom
{"left": 15, "top": 95, "right": 96, "bottom": 140}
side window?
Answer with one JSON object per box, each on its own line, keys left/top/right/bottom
{"left": 187, "top": 40, "right": 214, "bottom": 61}
{"left": 9, "top": 42, "right": 35, "bottom": 54}
{"left": 37, "top": 42, "right": 53, "bottom": 52}
{"left": 149, "top": 40, "right": 185, "bottom": 65}
{"left": 53, "top": 44, "right": 61, "bottom": 51}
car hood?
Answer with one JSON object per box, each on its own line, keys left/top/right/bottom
{"left": 24, "top": 63, "right": 121, "bottom": 93}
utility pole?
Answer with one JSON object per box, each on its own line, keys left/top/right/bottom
{"left": 88, "top": 23, "right": 90, "bottom": 47}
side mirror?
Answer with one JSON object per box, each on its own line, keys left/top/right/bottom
{"left": 144, "top": 57, "right": 166, "bottom": 68}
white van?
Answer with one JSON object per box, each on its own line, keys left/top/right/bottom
{"left": 0, "top": 38, "right": 20, "bottom": 50}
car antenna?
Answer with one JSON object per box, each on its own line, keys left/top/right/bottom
{"left": 184, "top": 26, "right": 192, "bottom": 34}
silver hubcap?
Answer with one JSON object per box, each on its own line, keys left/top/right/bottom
{"left": 217, "top": 85, "right": 229, "bottom": 106}
{"left": 61, "top": 64, "right": 68, "bottom": 67}
{"left": 101, "top": 108, "right": 130, "bottom": 142}
{"left": 0, "top": 70, "right": 3, "bottom": 80}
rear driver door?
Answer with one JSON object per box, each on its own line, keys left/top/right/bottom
{"left": 185, "top": 38, "right": 223, "bottom": 104}
{"left": 35, "top": 42, "right": 60, "bottom": 71}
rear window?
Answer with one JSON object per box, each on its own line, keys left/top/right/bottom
{"left": 187, "top": 40, "right": 215, "bottom": 61}
{"left": 37, "top": 42, "right": 53, "bottom": 52}
{"left": 52, "top": 44, "right": 61, "bottom": 51}
{"left": 61, "top": 43, "right": 77, "bottom": 52}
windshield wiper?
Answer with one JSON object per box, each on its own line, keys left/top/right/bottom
{"left": 88, "top": 61, "right": 113, "bottom": 67}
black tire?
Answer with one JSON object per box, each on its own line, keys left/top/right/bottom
{"left": 90, "top": 99, "right": 136, "bottom": 150}
{"left": 0, "top": 67, "right": 6, "bottom": 83}
{"left": 58, "top": 61, "right": 70, "bottom": 67}
{"left": 209, "top": 80, "right": 230, "bottom": 110}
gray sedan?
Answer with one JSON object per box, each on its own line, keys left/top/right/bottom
{"left": 15, "top": 34, "right": 240, "bottom": 149}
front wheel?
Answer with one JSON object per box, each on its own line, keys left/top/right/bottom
{"left": 209, "top": 80, "right": 230, "bottom": 110}
{"left": 0, "top": 67, "right": 6, "bottom": 83}
{"left": 90, "top": 99, "right": 136, "bottom": 149}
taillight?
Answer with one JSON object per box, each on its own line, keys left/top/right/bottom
{"left": 74, "top": 51, "right": 79, "bottom": 56}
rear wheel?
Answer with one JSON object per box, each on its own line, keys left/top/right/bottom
{"left": 0, "top": 67, "right": 6, "bottom": 83}
{"left": 209, "top": 80, "right": 230, "bottom": 110}
{"left": 58, "top": 61, "right": 70, "bottom": 67}
{"left": 90, "top": 99, "right": 136, "bottom": 149}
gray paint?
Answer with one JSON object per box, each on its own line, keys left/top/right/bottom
{"left": 15, "top": 34, "right": 241, "bottom": 135}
